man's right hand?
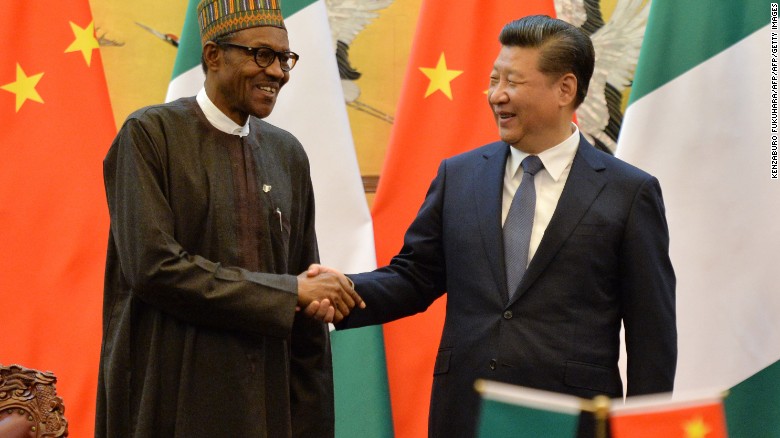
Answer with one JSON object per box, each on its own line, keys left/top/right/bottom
{"left": 296, "top": 265, "right": 364, "bottom": 323}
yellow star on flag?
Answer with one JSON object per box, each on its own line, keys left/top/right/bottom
{"left": 1, "top": 64, "right": 44, "bottom": 112}
{"left": 419, "top": 53, "right": 463, "bottom": 100}
{"left": 65, "top": 21, "right": 99, "bottom": 66}
{"left": 683, "top": 416, "right": 711, "bottom": 438}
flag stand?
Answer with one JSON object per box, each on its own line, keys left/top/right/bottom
{"left": 593, "top": 396, "right": 611, "bottom": 438}
{"left": 581, "top": 395, "right": 611, "bottom": 438}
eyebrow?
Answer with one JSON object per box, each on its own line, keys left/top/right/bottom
{"left": 491, "top": 66, "right": 525, "bottom": 78}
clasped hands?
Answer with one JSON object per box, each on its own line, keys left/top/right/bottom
{"left": 296, "top": 264, "right": 364, "bottom": 324}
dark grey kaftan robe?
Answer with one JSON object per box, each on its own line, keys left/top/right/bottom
{"left": 96, "top": 97, "right": 333, "bottom": 438}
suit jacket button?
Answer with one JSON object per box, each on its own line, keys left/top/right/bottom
{"left": 503, "top": 310, "right": 513, "bottom": 320}
{"left": 489, "top": 359, "right": 497, "bottom": 370}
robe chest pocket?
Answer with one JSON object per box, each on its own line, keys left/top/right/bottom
{"left": 268, "top": 207, "right": 291, "bottom": 263}
{"left": 270, "top": 207, "right": 291, "bottom": 239}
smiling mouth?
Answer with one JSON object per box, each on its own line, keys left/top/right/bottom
{"left": 257, "top": 84, "right": 277, "bottom": 95}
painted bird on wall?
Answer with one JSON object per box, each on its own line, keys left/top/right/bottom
{"left": 325, "top": 0, "right": 395, "bottom": 123}
{"left": 555, "top": 0, "right": 650, "bottom": 154}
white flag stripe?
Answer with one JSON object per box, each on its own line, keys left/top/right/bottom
{"left": 618, "top": 24, "right": 780, "bottom": 394}
{"left": 166, "top": 65, "right": 204, "bottom": 102}
{"left": 265, "top": 1, "right": 376, "bottom": 272}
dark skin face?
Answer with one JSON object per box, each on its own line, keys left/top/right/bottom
{"left": 202, "top": 26, "right": 291, "bottom": 124}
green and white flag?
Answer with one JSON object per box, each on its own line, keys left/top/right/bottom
{"left": 166, "top": 1, "right": 393, "bottom": 437}
{"left": 617, "top": 0, "right": 780, "bottom": 396}
{"left": 475, "top": 380, "right": 582, "bottom": 438}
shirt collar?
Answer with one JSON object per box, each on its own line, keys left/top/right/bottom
{"left": 508, "top": 124, "right": 581, "bottom": 182}
{"left": 196, "top": 88, "right": 250, "bottom": 137}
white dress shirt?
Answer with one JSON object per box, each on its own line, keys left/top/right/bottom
{"left": 196, "top": 88, "right": 250, "bottom": 137}
{"left": 501, "top": 124, "right": 580, "bottom": 265}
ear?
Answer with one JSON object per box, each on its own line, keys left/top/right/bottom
{"left": 557, "top": 73, "right": 578, "bottom": 108}
{"left": 202, "top": 42, "right": 222, "bottom": 72}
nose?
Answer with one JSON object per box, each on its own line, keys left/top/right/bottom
{"left": 488, "top": 83, "right": 508, "bottom": 105}
{"left": 264, "top": 55, "right": 286, "bottom": 79}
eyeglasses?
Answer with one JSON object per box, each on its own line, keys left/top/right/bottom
{"left": 218, "top": 42, "right": 299, "bottom": 72}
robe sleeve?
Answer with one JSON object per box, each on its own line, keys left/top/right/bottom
{"left": 104, "top": 117, "right": 298, "bottom": 339}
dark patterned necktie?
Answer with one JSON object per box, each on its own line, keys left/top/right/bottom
{"left": 504, "top": 155, "right": 544, "bottom": 299}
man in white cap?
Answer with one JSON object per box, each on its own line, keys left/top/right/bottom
{"left": 95, "top": 1, "right": 361, "bottom": 436}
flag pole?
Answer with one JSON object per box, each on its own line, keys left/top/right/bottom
{"left": 582, "top": 395, "right": 611, "bottom": 438}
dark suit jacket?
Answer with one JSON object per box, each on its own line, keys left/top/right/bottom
{"left": 340, "top": 136, "right": 676, "bottom": 438}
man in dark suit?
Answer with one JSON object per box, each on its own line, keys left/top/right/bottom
{"left": 316, "top": 14, "right": 676, "bottom": 438}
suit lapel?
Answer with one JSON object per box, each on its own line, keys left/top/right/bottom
{"left": 473, "top": 142, "right": 511, "bottom": 302}
{"left": 508, "top": 137, "right": 607, "bottom": 305}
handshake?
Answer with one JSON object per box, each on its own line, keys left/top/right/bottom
{"left": 296, "top": 264, "right": 365, "bottom": 324}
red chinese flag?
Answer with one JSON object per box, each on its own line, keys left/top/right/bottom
{"left": 0, "top": 2, "right": 116, "bottom": 437}
{"left": 371, "top": 1, "right": 556, "bottom": 436}
{"left": 611, "top": 400, "right": 728, "bottom": 438}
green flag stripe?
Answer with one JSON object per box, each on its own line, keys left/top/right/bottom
{"left": 630, "top": 0, "right": 769, "bottom": 104}
{"left": 332, "top": 328, "right": 394, "bottom": 437}
{"left": 171, "top": 0, "right": 202, "bottom": 79}
{"left": 282, "top": 0, "right": 317, "bottom": 18}
{"left": 725, "top": 359, "right": 780, "bottom": 438}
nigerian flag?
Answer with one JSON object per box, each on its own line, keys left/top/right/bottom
{"left": 166, "top": 1, "right": 393, "bottom": 437}
{"left": 617, "top": 0, "right": 780, "bottom": 398}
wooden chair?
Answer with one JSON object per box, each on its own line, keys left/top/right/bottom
{"left": 0, "top": 364, "right": 68, "bottom": 437}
